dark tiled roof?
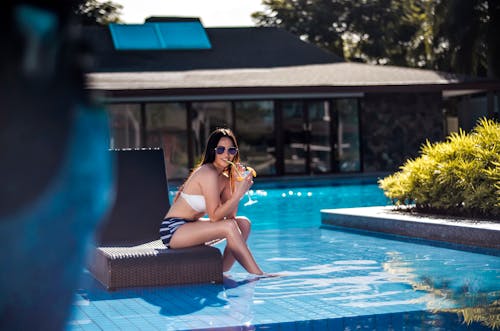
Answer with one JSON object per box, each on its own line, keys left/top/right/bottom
{"left": 83, "top": 26, "right": 343, "bottom": 72}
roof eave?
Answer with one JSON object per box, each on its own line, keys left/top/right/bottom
{"left": 89, "top": 81, "right": 499, "bottom": 102}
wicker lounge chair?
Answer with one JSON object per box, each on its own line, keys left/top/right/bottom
{"left": 87, "top": 149, "right": 223, "bottom": 290}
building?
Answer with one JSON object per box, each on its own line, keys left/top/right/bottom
{"left": 84, "top": 17, "right": 500, "bottom": 180}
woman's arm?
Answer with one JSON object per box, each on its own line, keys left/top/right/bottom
{"left": 202, "top": 169, "right": 252, "bottom": 221}
{"left": 220, "top": 178, "right": 238, "bottom": 218}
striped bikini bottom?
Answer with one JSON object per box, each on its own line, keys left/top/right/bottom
{"left": 159, "top": 217, "right": 193, "bottom": 248}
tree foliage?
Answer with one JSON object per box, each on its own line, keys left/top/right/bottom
{"left": 434, "top": 0, "right": 500, "bottom": 77}
{"left": 252, "top": 0, "right": 349, "bottom": 57}
{"left": 73, "top": 0, "right": 123, "bottom": 26}
{"left": 346, "top": 0, "right": 421, "bottom": 66}
{"left": 253, "top": 0, "right": 500, "bottom": 77}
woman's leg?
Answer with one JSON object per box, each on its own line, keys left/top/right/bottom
{"left": 169, "top": 219, "right": 263, "bottom": 275}
{"left": 222, "top": 217, "right": 251, "bottom": 272}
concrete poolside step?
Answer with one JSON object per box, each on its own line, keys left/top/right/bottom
{"left": 321, "top": 206, "right": 500, "bottom": 250}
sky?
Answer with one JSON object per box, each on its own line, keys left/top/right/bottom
{"left": 113, "top": 0, "right": 266, "bottom": 27}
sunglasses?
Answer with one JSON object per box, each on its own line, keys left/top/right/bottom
{"left": 214, "top": 146, "right": 238, "bottom": 155}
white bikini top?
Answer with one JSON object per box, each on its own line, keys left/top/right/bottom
{"left": 180, "top": 192, "right": 206, "bottom": 213}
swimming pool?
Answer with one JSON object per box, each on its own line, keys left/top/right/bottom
{"left": 67, "top": 181, "right": 500, "bottom": 330}
{"left": 241, "top": 181, "right": 389, "bottom": 230}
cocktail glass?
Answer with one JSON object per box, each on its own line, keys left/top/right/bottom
{"left": 225, "top": 160, "right": 258, "bottom": 206}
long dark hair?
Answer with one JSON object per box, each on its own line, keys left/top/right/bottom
{"left": 199, "top": 128, "right": 240, "bottom": 166}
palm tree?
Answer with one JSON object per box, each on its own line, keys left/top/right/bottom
{"left": 434, "top": 0, "right": 499, "bottom": 78}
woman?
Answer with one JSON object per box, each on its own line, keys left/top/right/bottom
{"left": 160, "top": 128, "right": 267, "bottom": 276}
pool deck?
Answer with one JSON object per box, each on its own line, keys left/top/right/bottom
{"left": 321, "top": 206, "right": 500, "bottom": 252}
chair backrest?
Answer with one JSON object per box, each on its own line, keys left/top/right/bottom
{"left": 94, "top": 149, "right": 170, "bottom": 246}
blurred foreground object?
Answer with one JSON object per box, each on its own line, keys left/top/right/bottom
{"left": 0, "top": 1, "right": 114, "bottom": 329}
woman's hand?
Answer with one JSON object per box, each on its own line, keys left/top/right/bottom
{"left": 233, "top": 171, "right": 253, "bottom": 197}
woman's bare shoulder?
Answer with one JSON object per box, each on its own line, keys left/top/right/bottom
{"left": 192, "top": 164, "right": 218, "bottom": 179}
{"left": 183, "top": 165, "right": 218, "bottom": 193}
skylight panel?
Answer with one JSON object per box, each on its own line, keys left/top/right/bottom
{"left": 109, "top": 21, "right": 211, "bottom": 50}
{"left": 109, "top": 24, "right": 163, "bottom": 50}
{"left": 156, "top": 21, "right": 211, "bottom": 49}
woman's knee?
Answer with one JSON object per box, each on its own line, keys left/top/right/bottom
{"left": 236, "top": 217, "right": 251, "bottom": 233}
{"left": 236, "top": 216, "right": 251, "bottom": 225}
{"left": 220, "top": 219, "right": 240, "bottom": 237}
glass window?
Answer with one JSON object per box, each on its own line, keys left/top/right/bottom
{"left": 334, "top": 99, "right": 361, "bottom": 172}
{"left": 234, "top": 101, "right": 275, "bottom": 175}
{"left": 107, "top": 104, "right": 142, "bottom": 149}
{"left": 308, "top": 101, "right": 331, "bottom": 173}
{"left": 191, "top": 102, "right": 232, "bottom": 163}
{"left": 145, "top": 103, "right": 189, "bottom": 179}
{"left": 282, "top": 101, "right": 306, "bottom": 174}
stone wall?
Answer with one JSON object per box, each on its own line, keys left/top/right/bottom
{"left": 361, "top": 92, "right": 444, "bottom": 172}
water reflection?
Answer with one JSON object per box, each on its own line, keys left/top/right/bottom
{"left": 245, "top": 232, "right": 499, "bottom": 330}
{"left": 252, "top": 259, "right": 434, "bottom": 305}
{"left": 383, "top": 250, "right": 500, "bottom": 329}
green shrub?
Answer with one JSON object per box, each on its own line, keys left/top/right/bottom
{"left": 378, "top": 118, "right": 500, "bottom": 220}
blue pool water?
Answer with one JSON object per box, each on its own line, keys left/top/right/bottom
{"left": 241, "top": 182, "right": 389, "bottom": 230}
{"left": 67, "top": 181, "right": 500, "bottom": 330}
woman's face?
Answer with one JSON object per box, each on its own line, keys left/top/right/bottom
{"left": 214, "top": 136, "right": 237, "bottom": 167}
